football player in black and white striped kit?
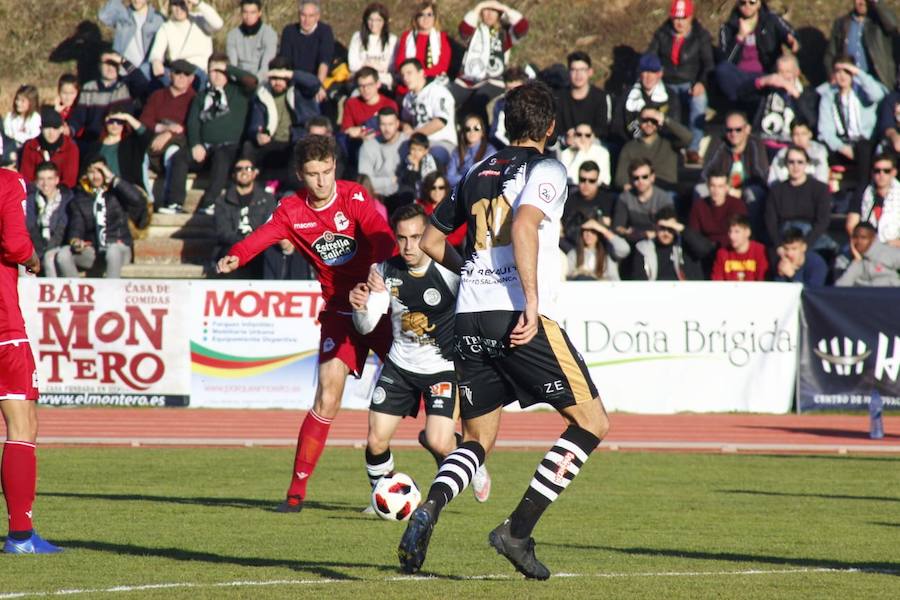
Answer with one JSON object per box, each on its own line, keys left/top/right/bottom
{"left": 349, "top": 203, "right": 491, "bottom": 509}
{"left": 397, "top": 81, "right": 611, "bottom": 580}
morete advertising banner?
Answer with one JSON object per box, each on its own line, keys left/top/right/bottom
{"left": 558, "top": 282, "right": 802, "bottom": 414}
{"left": 799, "top": 287, "right": 900, "bottom": 412}
{"left": 188, "top": 280, "right": 378, "bottom": 409}
{"left": 20, "top": 279, "right": 191, "bottom": 406}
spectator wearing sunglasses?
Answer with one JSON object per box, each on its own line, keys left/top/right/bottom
{"left": 817, "top": 55, "right": 886, "bottom": 185}
{"left": 558, "top": 123, "right": 611, "bottom": 187}
{"left": 68, "top": 50, "right": 146, "bottom": 160}
{"left": 765, "top": 145, "right": 833, "bottom": 249}
{"left": 614, "top": 106, "right": 691, "bottom": 191}
{"left": 97, "top": 110, "right": 152, "bottom": 193}
{"left": 561, "top": 161, "right": 616, "bottom": 253}
{"left": 700, "top": 111, "right": 769, "bottom": 234}
{"left": 715, "top": 0, "right": 799, "bottom": 105}
{"left": 613, "top": 53, "right": 683, "bottom": 144}
{"left": 416, "top": 171, "right": 466, "bottom": 248}
{"left": 846, "top": 153, "right": 900, "bottom": 245}
{"left": 613, "top": 158, "right": 675, "bottom": 245}
{"left": 394, "top": 0, "right": 451, "bottom": 95}
{"left": 447, "top": 114, "right": 495, "bottom": 187}
{"left": 214, "top": 156, "right": 277, "bottom": 278}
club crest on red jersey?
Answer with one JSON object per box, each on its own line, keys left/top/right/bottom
{"left": 333, "top": 211, "right": 349, "bottom": 231}
{"left": 312, "top": 231, "right": 357, "bottom": 266}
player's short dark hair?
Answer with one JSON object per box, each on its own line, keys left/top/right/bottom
{"left": 504, "top": 80, "right": 556, "bottom": 144}
{"left": 35, "top": 161, "right": 59, "bottom": 176}
{"left": 355, "top": 66, "right": 379, "bottom": 84}
{"left": 240, "top": 0, "right": 262, "bottom": 7}
{"left": 84, "top": 155, "right": 108, "bottom": 169}
{"left": 707, "top": 170, "right": 729, "bottom": 182}
{"left": 782, "top": 227, "right": 807, "bottom": 245}
{"left": 409, "top": 132, "right": 429, "bottom": 148}
{"left": 377, "top": 106, "right": 398, "bottom": 119}
{"left": 399, "top": 58, "right": 424, "bottom": 72}
{"left": 628, "top": 157, "right": 654, "bottom": 176}
{"left": 728, "top": 214, "right": 751, "bottom": 230}
{"left": 294, "top": 134, "right": 336, "bottom": 165}
{"left": 567, "top": 51, "right": 591, "bottom": 68}
{"left": 390, "top": 202, "right": 427, "bottom": 229}
{"left": 786, "top": 144, "right": 809, "bottom": 162}
{"left": 853, "top": 222, "right": 877, "bottom": 235}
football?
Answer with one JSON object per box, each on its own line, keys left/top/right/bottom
{"left": 371, "top": 472, "right": 421, "bottom": 521}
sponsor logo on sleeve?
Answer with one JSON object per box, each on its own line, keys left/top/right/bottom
{"left": 538, "top": 182, "right": 556, "bottom": 203}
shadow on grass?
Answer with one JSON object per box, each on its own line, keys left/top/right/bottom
{"left": 740, "top": 425, "right": 900, "bottom": 440}
{"left": 719, "top": 489, "right": 900, "bottom": 503}
{"left": 40, "top": 491, "right": 357, "bottom": 513}
{"left": 870, "top": 522, "right": 900, "bottom": 528}
{"left": 544, "top": 543, "right": 900, "bottom": 576}
{"left": 53, "top": 539, "right": 396, "bottom": 579}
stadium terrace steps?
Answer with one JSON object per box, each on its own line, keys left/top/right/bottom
{"left": 132, "top": 182, "right": 216, "bottom": 278}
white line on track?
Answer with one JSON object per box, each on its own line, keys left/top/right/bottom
{"left": 1, "top": 567, "right": 894, "bottom": 599}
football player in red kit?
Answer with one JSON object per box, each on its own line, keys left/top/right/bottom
{"left": 218, "top": 135, "right": 395, "bottom": 512}
{"left": 0, "top": 169, "right": 62, "bottom": 553}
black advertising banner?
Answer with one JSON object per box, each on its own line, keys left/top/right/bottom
{"left": 799, "top": 288, "right": 900, "bottom": 412}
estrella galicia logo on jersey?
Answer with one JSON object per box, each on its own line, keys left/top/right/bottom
{"left": 333, "top": 211, "right": 349, "bottom": 231}
{"left": 430, "top": 382, "right": 452, "bottom": 399}
{"left": 372, "top": 386, "right": 386, "bottom": 405}
{"left": 538, "top": 182, "right": 556, "bottom": 203}
{"left": 423, "top": 288, "right": 441, "bottom": 306}
{"left": 312, "top": 231, "right": 357, "bottom": 266}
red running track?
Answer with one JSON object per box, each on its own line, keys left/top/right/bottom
{"left": 5, "top": 409, "right": 899, "bottom": 454}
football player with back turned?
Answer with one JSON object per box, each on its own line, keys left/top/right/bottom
{"left": 397, "top": 80, "right": 611, "bottom": 579}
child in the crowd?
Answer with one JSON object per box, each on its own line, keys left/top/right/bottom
{"left": 3, "top": 84, "right": 41, "bottom": 151}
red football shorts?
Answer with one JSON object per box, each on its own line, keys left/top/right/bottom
{"left": 318, "top": 310, "right": 392, "bottom": 377}
{"left": 0, "top": 341, "right": 39, "bottom": 401}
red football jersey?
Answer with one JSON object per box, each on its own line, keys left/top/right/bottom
{"left": 0, "top": 169, "right": 35, "bottom": 343}
{"left": 230, "top": 180, "right": 395, "bottom": 311}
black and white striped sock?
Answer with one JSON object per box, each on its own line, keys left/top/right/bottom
{"left": 426, "top": 440, "right": 485, "bottom": 512}
{"left": 365, "top": 447, "right": 394, "bottom": 488}
{"left": 509, "top": 425, "right": 600, "bottom": 539}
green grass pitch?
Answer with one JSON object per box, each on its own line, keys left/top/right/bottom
{"left": 1, "top": 447, "right": 898, "bottom": 599}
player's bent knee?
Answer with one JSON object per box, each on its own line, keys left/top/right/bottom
{"left": 426, "top": 433, "right": 456, "bottom": 458}
{"left": 366, "top": 433, "right": 390, "bottom": 455}
{"left": 569, "top": 398, "right": 610, "bottom": 440}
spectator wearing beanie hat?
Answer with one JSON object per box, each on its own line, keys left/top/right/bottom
{"left": 613, "top": 53, "right": 683, "bottom": 143}
{"left": 646, "top": 0, "right": 714, "bottom": 164}
{"left": 20, "top": 107, "right": 80, "bottom": 188}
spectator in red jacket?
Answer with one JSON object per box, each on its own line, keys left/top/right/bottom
{"left": 394, "top": 0, "right": 451, "bottom": 94}
{"left": 19, "top": 107, "right": 80, "bottom": 188}
{"left": 711, "top": 214, "right": 769, "bottom": 281}
{"left": 341, "top": 67, "right": 398, "bottom": 140}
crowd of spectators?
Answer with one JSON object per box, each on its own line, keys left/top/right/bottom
{"left": 6, "top": 0, "right": 900, "bottom": 286}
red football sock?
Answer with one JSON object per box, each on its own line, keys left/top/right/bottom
{"left": 2, "top": 441, "right": 36, "bottom": 533}
{"left": 286, "top": 410, "right": 333, "bottom": 501}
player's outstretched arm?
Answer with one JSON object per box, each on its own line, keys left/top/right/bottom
{"left": 351, "top": 264, "right": 390, "bottom": 335}
{"left": 510, "top": 204, "right": 543, "bottom": 347}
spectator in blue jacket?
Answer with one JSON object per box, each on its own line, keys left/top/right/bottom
{"left": 817, "top": 55, "right": 886, "bottom": 183}
{"left": 775, "top": 228, "right": 828, "bottom": 286}
{"left": 98, "top": 0, "right": 165, "bottom": 79}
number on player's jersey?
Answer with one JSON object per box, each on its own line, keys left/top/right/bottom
{"left": 471, "top": 196, "right": 512, "bottom": 250}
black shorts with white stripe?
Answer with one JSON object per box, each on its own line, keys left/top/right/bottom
{"left": 454, "top": 311, "right": 598, "bottom": 420}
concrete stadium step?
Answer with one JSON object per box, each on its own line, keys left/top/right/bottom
{"left": 120, "top": 263, "right": 206, "bottom": 279}
{"left": 133, "top": 238, "right": 216, "bottom": 265}
{"left": 145, "top": 213, "right": 216, "bottom": 240}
